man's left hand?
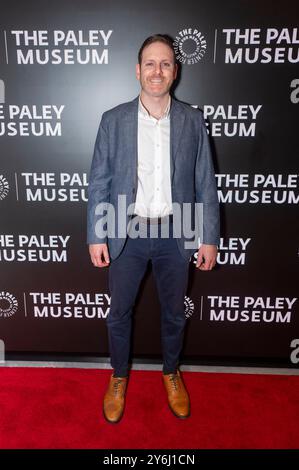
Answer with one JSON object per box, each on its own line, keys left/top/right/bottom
{"left": 196, "top": 244, "right": 218, "bottom": 271}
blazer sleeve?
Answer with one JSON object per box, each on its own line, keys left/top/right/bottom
{"left": 86, "top": 112, "right": 112, "bottom": 244}
{"left": 195, "top": 111, "right": 220, "bottom": 246}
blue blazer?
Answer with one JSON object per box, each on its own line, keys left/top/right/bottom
{"left": 87, "top": 96, "right": 220, "bottom": 260}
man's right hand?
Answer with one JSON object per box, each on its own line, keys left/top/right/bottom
{"left": 89, "top": 243, "right": 110, "bottom": 268}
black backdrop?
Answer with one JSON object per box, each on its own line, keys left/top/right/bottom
{"left": 0, "top": 0, "right": 298, "bottom": 366}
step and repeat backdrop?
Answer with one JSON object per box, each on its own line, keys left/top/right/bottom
{"left": 0, "top": 0, "right": 298, "bottom": 366}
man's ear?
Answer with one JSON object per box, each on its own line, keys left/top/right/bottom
{"left": 136, "top": 63, "right": 140, "bottom": 80}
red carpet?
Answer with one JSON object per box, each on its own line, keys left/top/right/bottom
{"left": 0, "top": 367, "right": 298, "bottom": 449}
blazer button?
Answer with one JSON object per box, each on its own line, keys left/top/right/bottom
{"left": 132, "top": 187, "right": 135, "bottom": 194}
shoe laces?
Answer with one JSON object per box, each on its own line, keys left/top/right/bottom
{"left": 169, "top": 374, "right": 179, "bottom": 391}
{"left": 113, "top": 378, "right": 125, "bottom": 396}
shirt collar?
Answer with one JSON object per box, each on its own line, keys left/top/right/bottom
{"left": 138, "top": 95, "right": 171, "bottom": 120}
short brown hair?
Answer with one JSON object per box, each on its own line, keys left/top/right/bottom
{"left": 138, "top": 34, "right": 176, "bottom": 65}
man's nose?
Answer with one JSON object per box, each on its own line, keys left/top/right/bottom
{"left": 154, "top": 64, "right": 162, "bottom": 74}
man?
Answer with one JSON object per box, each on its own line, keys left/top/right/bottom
{"left": 87, "top": 34, "right": 220, "bottom": 423}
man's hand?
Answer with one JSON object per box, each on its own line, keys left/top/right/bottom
{"left": 89, "top": 243, "right": 110, "bottom": 268}
{"left": 196, "top": 244, "right": 217, "bottom": 271}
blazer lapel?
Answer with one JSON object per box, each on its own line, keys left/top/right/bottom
{"left": 123, "top": 97, "right": 139, "bottom": 187}
{"left": 170, "top": 98, "right": 185, "bottom": 182}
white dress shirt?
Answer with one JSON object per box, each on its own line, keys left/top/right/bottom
{"left": 134, "top": 96, "right": 173, "bottom": 218}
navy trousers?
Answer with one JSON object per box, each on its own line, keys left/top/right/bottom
{"left": 107, "top": 220, "right": 190, "bottom": 377}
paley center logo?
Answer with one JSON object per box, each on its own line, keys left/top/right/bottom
{"left": 0, "top": 175, "right": 9, "bottom": 200}
{"left": 184, "top": 296, "right": 194, "bottom": 318}
{"left": 203, "top": 296, "right": 298, "bottom": 324}
{"left": 0, "top": 80, "right": 64, "bottom": 137}
{"left": 173, "top": 28, "right": 207, "bottom": 64}
{"left": 0, "top": 101, "right": 65, "bottom": 137}
{"left": 220, "top": 27, "right": 299, "bottom": 64}
{"left": 0, "top": 291, "right": 18, "bottom": 318}
{"left": 217, "top": 173, "right": 299, "bottom": 205}
{"left": 6, "top": 30, "right": 113, "bottom": 65}
{"left": 0, "top": 234, "right": 70, "bottom": 262}
{"left": 191, "top": 104, "right": 263, "bottom": 138}
{"left": 17, "top": 172, "right": 88, "bottom": 202}
{"left": 27, "top": 292, "right": 111, "bottom": 319}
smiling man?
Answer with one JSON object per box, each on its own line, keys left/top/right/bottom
{"left": 87, "top": 34, "right": 220, "bottom": 423}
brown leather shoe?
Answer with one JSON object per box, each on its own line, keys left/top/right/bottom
{"left": 103, "top": 374, "right": 128, "bottom": 423}
{"left": 163, "top": 370, "right": 190, "bottom": 419}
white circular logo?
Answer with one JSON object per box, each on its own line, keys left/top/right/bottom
{"left": 184, "top": 296, "right": 194, "bottom": 318}
{"left": 0, "top": 292, "right": 18, "bottom": 318}
{"left": 174, "top": 28, "right": 207, "bottom": 65}
{"left": 0, "top": 175, "right": 9, "bottom": 201}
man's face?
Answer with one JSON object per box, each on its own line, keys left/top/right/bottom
{"left": 136, "top": 42, "right": 178, "bottom": 98}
